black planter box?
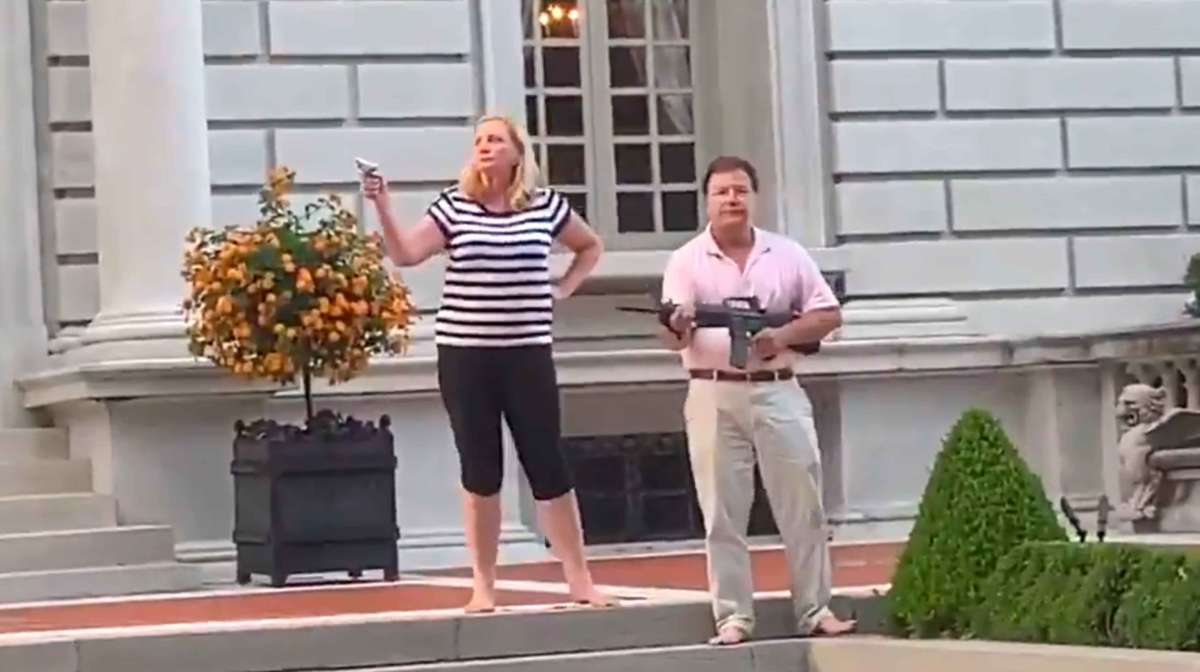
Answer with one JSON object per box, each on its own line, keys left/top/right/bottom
{"left": 231, "top": 411, "right": 399, "bottom": 587}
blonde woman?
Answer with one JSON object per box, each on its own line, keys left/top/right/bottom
{"left": 361, "top": 115, "right": 612, "bottom": 612}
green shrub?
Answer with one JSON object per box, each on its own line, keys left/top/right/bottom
{"left": 887, "top": 409, "right": 1066, "bottom": 637}
{"left": 1185, "top": 253, "right": 1200, "bottom": 317}
{"left": 1059, "top": 545, "right": 1146, "bottom": 645}
{"left": 973, "top": 542, "right": 1200, "bottom": 652}
{"left": 1112, "top": 550, "right": 1200, "bottom": 650}
{"left": 972, "top": 542, "right": 1096, "bottom": 643}
{"left": 969, "top": 543, "right": 1050, "bottom": 639}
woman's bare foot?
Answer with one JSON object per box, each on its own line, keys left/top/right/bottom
{"left": 571, "top": 587, "right": 618, "bottom": 607}
{"left": 464, "top": 590, "right": 496, "bottom": 614}
{"left": 537, "top": 493, "right": 618, "bottom": 609}
{"left": 810, "top": 613, "right": 856, "bottom": 636}
{"left": 707, "top": 623, "right": 750, "bottom": 646}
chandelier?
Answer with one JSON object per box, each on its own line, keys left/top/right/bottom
{"left": 539, "top": 3, "right": 581, "bottom": 31}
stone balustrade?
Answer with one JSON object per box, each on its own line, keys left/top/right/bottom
{"left": 1123, "top": 356, "right": 1200, "bottom": 412}
{"left": 1093, "top": 323, "right": 1200, "bottom": 533}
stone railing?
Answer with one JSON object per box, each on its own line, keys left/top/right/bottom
{"left": 1102, "top": 325, "right": 1200, "bottom": 533}
{"left": 1122, "top": 356, "right": 1200, "bottom": 412}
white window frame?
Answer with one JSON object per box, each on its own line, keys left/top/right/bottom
{"left": 523, "top": 0, "right": 704, "bottom": 251}
{"left": 490, "top": 0, "right": 835, "bottom": 254}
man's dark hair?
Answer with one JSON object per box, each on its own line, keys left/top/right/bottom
{"left": 702, "top": 155, "right": 759, "bottom": 194}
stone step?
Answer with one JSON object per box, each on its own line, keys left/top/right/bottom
{"left": 0, "top": 493, "right": 117, "bottom": 534}
{"left": 326, "top": 638, "right": 1200, "bottom": 672}
{"left": 0, "top": 592, "right": 884, "bottom": 671}
{"left": 0, "top": 561, "right": 204, "bottom": 606}
{"left": 0, "top": 525, "right": 177, "bottom": 573}
{"left": 324, "top": 640, "right": 811, "bottom": 672}
{"left": 805, "top": 638, "right": 1200, "bottom": 672}
{"left": 0, "top": 428, "right": 69, "bottom": 461}
{"left": 4, "top": 607, "right": 1200, "bottom": 672}
{"left": 0, "top": 458, "right": 91, "bottom": 497}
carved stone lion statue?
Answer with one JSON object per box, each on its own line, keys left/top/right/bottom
{"left": 1116, "top": 383, "right": 1170, "bottom": 521}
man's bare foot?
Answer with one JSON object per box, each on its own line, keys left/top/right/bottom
{"left": 810, "top": 613, "right": 856, "bottom": 636}
{"left": 464, "top": 591, "right": 496, "bottom": 614}
{"left": 571, "top": 587, "right": 618, "bottom": 607}
{"left": 707, "top": 623, "right": 750, "bottom": 646}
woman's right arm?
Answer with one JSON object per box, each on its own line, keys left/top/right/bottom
{"left": 362, "top": 171, "right": 446, "bottom": 267}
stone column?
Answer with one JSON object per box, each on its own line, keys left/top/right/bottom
{"left": 0, "top": 0, "right": 48, "bottom": 426}
{"left": 769, "top": 0, "right": 836, "bottom": 248}
{"left": 82, "top": 0, "right": 212, "bottom": 350}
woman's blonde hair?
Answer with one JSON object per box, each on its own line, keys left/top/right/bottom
{"left": 458, "top": 114, "right": 542, "bottom": 211}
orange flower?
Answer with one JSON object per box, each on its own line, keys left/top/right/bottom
{"left": 182, "top": 165, "right": 415, "bottom": 387}
{"left": 267, "top": 166, "right": 295, "bottom": 197}
{"left": 296, "top": 268, "right": 314, "bottom": 293}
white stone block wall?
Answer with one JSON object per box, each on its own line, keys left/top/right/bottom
{"left": 37, "top": 0, "right": 478, "bottom": 327}
{"left": 827, "top": 0, "right": 1200, "bottom": 332}
{"left": 36, "top": 0, "right": 1200, "bottom": 336}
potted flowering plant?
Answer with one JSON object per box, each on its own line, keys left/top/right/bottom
{"left": 182, "top": 167, "right": 415, "bottom": 586}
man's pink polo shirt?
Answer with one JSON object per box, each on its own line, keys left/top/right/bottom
{"left": 661, "top": 226, "right": 839, "bottom": 372}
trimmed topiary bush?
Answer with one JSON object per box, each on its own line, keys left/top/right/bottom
{"left": 1112, "top": 548, "right": 1200, "bottom": 650}
{"left": 970, "top": 542, "right": 1095, "bottom": 643}
{"left": 973, "top": 542, "right": 1144, "bottom": 646}
{"left": 973, "top": 542, "right": 1200, "bottom": 652}
{"left": 1058, "top": 544, "right": 1146, "bottom": 644}
{"left": 887, "top": 408, "right": 1066, "bottom": 637}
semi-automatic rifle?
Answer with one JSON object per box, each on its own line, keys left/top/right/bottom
{"left": 618, "top": 296, "right": 820, "bottom": 369}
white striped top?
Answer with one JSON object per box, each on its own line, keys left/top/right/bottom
{"left": 427, "top": 186, "right": 571, "bottom": 348}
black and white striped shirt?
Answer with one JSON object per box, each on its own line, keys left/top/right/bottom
{"left": 427, "top": 187, "right": 570, "bottom": 347}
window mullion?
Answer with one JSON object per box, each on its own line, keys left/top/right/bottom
{"left": 533, "top": 12, "right": 548, "bottom": 173}
{"left": 646, "top": 0, "right": 663, "bottom": 234}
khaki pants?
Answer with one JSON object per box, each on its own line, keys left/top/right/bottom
{"left": 684, "top": 378, "right": 832, "bottom": 635}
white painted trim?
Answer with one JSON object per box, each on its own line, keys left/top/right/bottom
{"left": 476, "top": 0, "right": 525, "bottom": 119}
{"left": 768, "top": 0, "right": 836, "bottom": 247}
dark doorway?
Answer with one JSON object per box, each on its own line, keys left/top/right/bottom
{"left": 563, "top": 432, "right": 779, "bottom": 544}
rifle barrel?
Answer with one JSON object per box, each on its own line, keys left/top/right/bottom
{"left": 616, "top": 306, "right": 659, "bottom": 314}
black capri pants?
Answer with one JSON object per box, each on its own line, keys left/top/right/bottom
{"left": 436, "top": 344, "right": 573, "bottom": 501}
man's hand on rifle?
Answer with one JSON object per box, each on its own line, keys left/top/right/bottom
{"left": 657, "top": 303, "right": 695, "bottom": 350}
{"left": 668, "top": 304, "right": 694, "bottom": 337}
{"left": 751, "top": 327, "right": 788, "bottom": 360}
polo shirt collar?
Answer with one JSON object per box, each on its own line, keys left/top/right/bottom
{"left": 702, "top": 224, "right": 772, "bottom": 262}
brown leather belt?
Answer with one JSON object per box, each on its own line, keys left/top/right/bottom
{"left": 689, "top": 368, "right": 794, "bottom": 383}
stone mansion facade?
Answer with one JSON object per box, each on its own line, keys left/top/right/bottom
{"left": 3, "top": 0, "right": 1200, "bottom": 584}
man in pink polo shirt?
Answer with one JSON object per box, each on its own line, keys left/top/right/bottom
{"left": 660, "top": 156, "right": 854, "bottom": 645}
